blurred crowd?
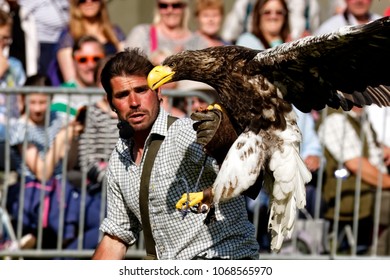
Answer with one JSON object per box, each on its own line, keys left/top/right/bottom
{"left": 1, "top": 0, "right": 390, "bottom": 257}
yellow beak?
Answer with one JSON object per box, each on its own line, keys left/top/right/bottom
{"left": 147, "top": 65, "right": 175, "bottom": 90}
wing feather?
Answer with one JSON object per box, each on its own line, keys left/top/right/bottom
{"left": 253, "top": 16, "right": 390, "bottom": 112}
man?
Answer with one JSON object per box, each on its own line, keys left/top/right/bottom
{"left": 314, "top": 0, "right": 381, "bottom": 35}
{"left": 51, "top": 35, "right": 105, "bottom": 119}
{"left": 318, "top": 106, "right": 390, "bottom": 254}
{"left": 92, "top": 48, "right": 259, "bottom": 260}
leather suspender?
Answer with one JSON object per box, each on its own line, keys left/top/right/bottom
{"left": 139, "top": 115, "right": 177, "bottom": 259}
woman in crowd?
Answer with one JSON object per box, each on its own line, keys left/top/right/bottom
{"left": 236, "top": 0, "right": 290, "bottom": 49}
{"left": 194, "top": 0, "right": 228, "bottom": 47}
{"left": 55, "top": 0, "right": 125, "bottom": 85}
{"left": 125, "top": 0, "right": 207, "bottom": 59}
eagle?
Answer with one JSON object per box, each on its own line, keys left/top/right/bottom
{"left": 147, "top": 16, "right": 390, "bottom": 252}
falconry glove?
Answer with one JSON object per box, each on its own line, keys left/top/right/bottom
{"left": 191, "top": 104, "right": 238, "bottom": 166}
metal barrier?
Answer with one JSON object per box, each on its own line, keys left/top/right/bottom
{"left": 1, "top": 86, "right": 390, "bottom": 259}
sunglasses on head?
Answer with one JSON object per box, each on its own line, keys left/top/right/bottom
{"left": 78, "top": 0, "right": 101, "bottom": 5}
{"left": 158, "top": 2, "right": 186, "bottom": 9}
{"left": 75, "top": 54, "right": 104, "bottom": 64}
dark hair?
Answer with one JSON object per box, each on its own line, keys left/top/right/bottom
{"left": 24, "top": 74, "right": 52, "bottom": 87}
{"left": 20, "top": 74, "right": 52, "bottom": 114}
{"left": 72, "top": 35, "right": 104, "bottom": 56}
{"left": 93, "top": 55, "right": 114, "bottom": 85}
{"left": 251, "top": 0, "right": 290, "bottom": 49}
{"left": 100, "top": 48, "right": 155, "bottom": 108}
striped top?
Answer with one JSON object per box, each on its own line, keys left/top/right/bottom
{"left": 10, "top": 111, "right": 65, "bottom": 179}
{"left": 78, "top": 103, "right": 119, "bottom": 183}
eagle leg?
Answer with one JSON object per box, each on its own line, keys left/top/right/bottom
{"left": 175, "top": 188, "right": 213, "bottom": 214}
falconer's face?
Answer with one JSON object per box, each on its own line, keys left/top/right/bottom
{"left": 110, "top": 75, "right": 162, "bottom": 134}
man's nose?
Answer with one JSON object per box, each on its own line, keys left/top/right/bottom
{"left": 128, "top": 93, "right": 140, "bottom": 108}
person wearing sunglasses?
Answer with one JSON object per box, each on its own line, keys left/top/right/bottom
{"left": 236, "top": 0, "right": 290, "bottom": 50}
{"left": 125, "top": 0, "right": 208, "bottom": 60}
{"left": 54, "top": 0, "right": 125, "bottom": 86}
{"left": 51, "top": 35, "right": 105, "bottom": 120}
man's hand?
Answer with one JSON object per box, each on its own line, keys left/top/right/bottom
{"left": 191, "top": 104, "right": 237, "bottom": 165}
{"left": 191, "top": 104, "right": 223, "bottom": 146}
{"left": 304, "top": 155, "right": 321, "bottom": 172}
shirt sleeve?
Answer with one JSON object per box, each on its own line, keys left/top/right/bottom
{"left": 56, "top": 28, "right": 73, "bottom": 50}
{"left": 318, "top": 113, "right": 362, "bottom": 163}
{"left": 99, "top": 162, "right": 141, "bottom": 246}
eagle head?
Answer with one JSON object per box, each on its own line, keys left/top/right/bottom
{"left": 147, "top": 46, "right": 259, "bottom": 91}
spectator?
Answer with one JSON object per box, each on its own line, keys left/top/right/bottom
{"left": 0, "top": 0, "right": 38, "bottom": 77}
{"left": 78, "top": 55, "right": 117, "bottom": 189}
{"left": 91, "top": 48, "right": 259, "bottom": 260}
{"left": 317, "top": 106, "right": 390, "bottom": 254}
{"left": 66, "top": 56, "right": 114, "bottom": 251}
{"left": 7, "top": 74, "right": 84, "bottom": 249}
{"left": 314, "top": 0, "right": 381, "bottom": 35}
{"left": 0, "top": 8, "right": 25, "bottom": 171}
{"left": 194, "top": 0, "right": 228, "bottom": 47}
{"left": 18, "top": 0, "right": 69, "bottom": 76}
{"left": 236, "top": 0, "right": 290, "bottom": 51}
{"left": 220, "top": 0, "right": 320, "bottom": 44}
{"left": 51, "top": 35, "right": 105, "bottom": 120}
{"left": 55, "top": 0, "right": 125, "bottom": 85}
{"left": 125, "top": 0, "right": 208, "bottom": 60}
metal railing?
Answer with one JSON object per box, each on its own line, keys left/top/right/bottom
{"left": 1, "top": 86, "right": 390, "bottom": 259}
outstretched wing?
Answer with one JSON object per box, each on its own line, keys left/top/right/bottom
{"left": 253, "top": 16, "right": 390, "bottom": 112}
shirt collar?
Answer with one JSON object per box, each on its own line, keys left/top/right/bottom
{"left": 115, "top": 107, "right": 169, "bottom": 160}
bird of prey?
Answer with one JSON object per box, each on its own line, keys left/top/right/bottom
{"left": 147, "top": 16, "right": 390, "bottom": 251}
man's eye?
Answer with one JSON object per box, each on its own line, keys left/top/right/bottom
{"left": 115, "top": 92, "right": 128, "bottom": 99}
{"left": 135, "top": 88, "right": 149, "bottom": 94}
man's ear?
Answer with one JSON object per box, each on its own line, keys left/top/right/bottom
{"left": 156, "top": 87, "right": 163, "bottom": 102}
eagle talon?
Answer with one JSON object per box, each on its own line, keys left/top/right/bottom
{"left": 176, "top": 188, "right": 214, "bottom": 215}
{"left": 199, "top": 203, "right": 209, "bottom": 213}
{"left": 206, "top": 104, "right": 222, "bottom": 111}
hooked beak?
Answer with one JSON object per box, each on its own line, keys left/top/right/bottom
{"left": 147, "top": 65, "right": 175, "bottom": 90}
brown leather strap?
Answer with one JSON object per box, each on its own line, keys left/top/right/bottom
{"left": 139, "top": 115, "right": 177, "bottom": 259}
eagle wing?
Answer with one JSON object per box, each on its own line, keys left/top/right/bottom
{"left": 252, "top": 16, "right": 390, "bottom": 112}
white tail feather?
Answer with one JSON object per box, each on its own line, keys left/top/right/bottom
{"left": 268, "top": 117, "right": 312, "bottom": 252}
